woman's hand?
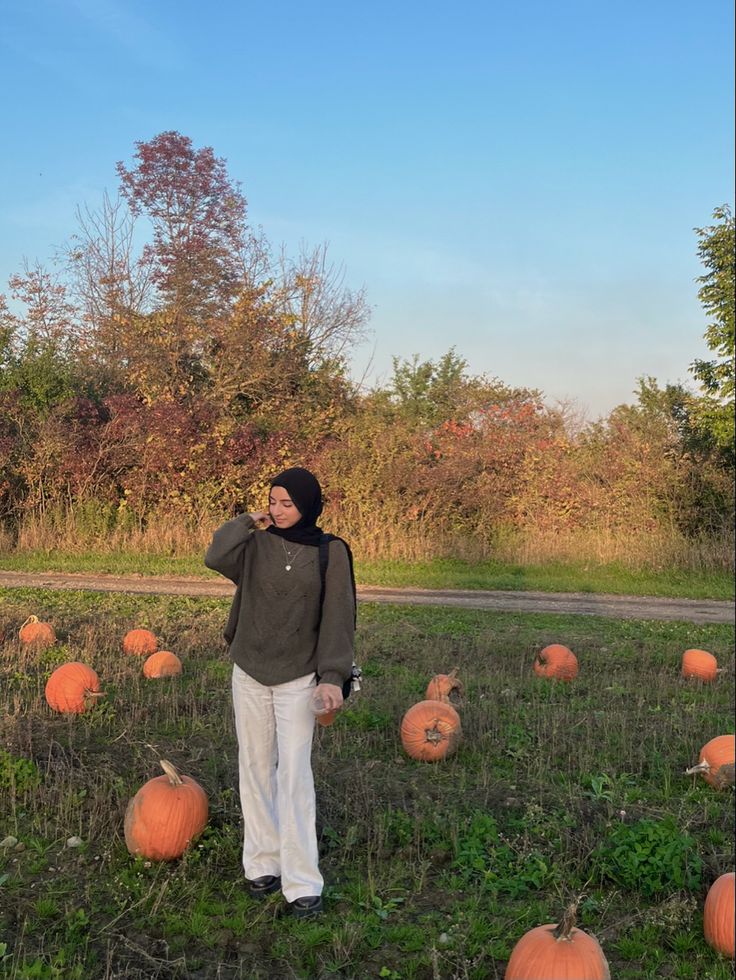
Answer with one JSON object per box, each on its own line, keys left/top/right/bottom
{"left": 313, "top": 683, "right": 344, "bottom": 712}
{"left": 248, "top": 510, "right": 272, "bottom": 526}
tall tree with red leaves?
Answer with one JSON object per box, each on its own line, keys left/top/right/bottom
{"left": 117, "top": 131, "right": 248, "bottom": 327}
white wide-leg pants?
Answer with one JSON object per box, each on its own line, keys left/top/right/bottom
{"left": 231, "top": 664, "right": 323, "bottom": 903}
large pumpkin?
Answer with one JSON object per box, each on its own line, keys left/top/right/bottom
{"left": 426, "top": 667, "right": 464, "bottom": 703}
{"left": 400, "top": 700, "right": 462, "bottom": 762}
{"left": 505, "top": 905, "right": 611, "bottom": 979}
{"left": 124, "top": 760, "right": 208, "bottom": 861}
{"left": 19, "top": 615, "right": 56, "bottom": 649}
{"left": 534, "top": 644, "right": 579, "bottom": 682}
{"left": 143, "top": 651, "right": 183, "bottom": 678}
{"left": 682, "top": 649, "right": 719, "bottom": 683}
{"left": 703, "top": 871, "right": 735, "bottom": 958}
{"left": 123, "top": 628, "right": 158, "bottom": 657}
{"left": 45, "top": 662, "right": 105, "bottom": 714}
{"left": 686, "top": 735, "right": 735, "bottom": 789}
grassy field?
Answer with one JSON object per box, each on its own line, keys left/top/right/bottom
{"left": 0, "top": 587, "right": 734, "bottom": 979}
{"left": 1, "top": 550, "right": 734, "bottom": 600}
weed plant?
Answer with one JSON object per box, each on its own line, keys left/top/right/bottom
{"left": 0, "top": 588, "right": 733, "bottom": 979}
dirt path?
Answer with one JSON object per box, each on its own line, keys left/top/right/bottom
{"left": 0, "top": 570, "right": 733, "bottom": 624}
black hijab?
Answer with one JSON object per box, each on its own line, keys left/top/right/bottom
{"left": 267, "top": 466, "right": 357, "bottom": 626}
{"left": 266, "top": 467, "right": 324, "bottom": 546}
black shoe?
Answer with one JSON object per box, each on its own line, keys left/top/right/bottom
{"left": 289, "top": 895, "right": 323, "bottom": 918}
{"left": 247, "top": 875, "right": 281, "bottom": 898}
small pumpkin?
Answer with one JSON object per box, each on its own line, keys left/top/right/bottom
{"left": 143, "top": 651, "right": 183, "bottom": 678}
{"left": 124, "top": 759, "right": 209, "bottom": 861}
{"left": 703, "top": 871, "right": 735, "bottom": 958}
{"left": 19, "top": 615, "right": 56, "bottom": 649}
{"left": 426, "top": 667, "right": 464, "bottom": 703}
{"left": 685, "top": 734, "right": 736, "bottom": 789}
{"left": 123, "top": 628, "right": 158, "bottom": 657}
{"left": 400, "top": 700, "right": 462, "bottom": 762}
{"left": 45, "top": 662, "right": 105, "bottom": 714}
{"left": 505, "top": 904, "right": 611, "bottom": 980}
{"left": 534, "top": 644, "right": 579, "bottom": 682}
{"left": 682, "top": 648, "right": 719, "bottom": 682}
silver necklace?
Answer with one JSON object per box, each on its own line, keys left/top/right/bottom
{"left": 280, "top": 539, "right": 305, "bottom": 571}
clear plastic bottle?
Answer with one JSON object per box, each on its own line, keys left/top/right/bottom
{"left": 310, "top": 690, "right": 330, "bottom": 716}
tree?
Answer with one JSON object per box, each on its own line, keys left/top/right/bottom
{"left": 65, "top": 192, "right": 154, "bottom": 393}
{"left": 117, "top": 131, "right": 248, "bottom": 326}
{"left": 387, "top": 348, "right": 513, "bottom": 427}
{"left": 275, "top": 243, "right": 370, "bottom": 368}
{"left": 388, "top": 348, "right": 470, "bottom": 425}
{"left": 1, "top": 265, "right": 79, "bottom": 414}
{"left": 0, "top": 295, "right": 18, "bottom": 377}
{"left": 690, "top": 206, "right": 735, "bottom": 452}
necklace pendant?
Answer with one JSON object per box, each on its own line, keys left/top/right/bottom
{"left": 285, "top": 564, "right": 292, "bottom": 571}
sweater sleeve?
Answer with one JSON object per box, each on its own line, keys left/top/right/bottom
{"left": 315, "top": 540, "right": 356, "bottom": 688}
{"left": 204, "top": 514, "right": 256, "bottom": 584}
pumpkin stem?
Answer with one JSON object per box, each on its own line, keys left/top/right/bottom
{"left": 447, "top": 667, "right": 464, "bottom": 694}
{"left": 86, "top": 690, "right": 106, "bottom": 699}
{"left": 159, "top": 759, "right": 184, "bottom": 786}
{"left": 685, "top": 761, "right": 711, "bottom": 775}
{"left": 19, "top": 615, "right": 39, "bottom": 636}
{"left": 552, "top": 903, "right": 578, "bottom": 941}
{"left": 425, "top": 727, "right": 444, "bottom": 744}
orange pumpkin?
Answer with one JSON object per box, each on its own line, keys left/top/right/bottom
{"left": 704, "top": 871, "right": 735, "bottom": 958}
{"left": 682, "top": 648, "right": 719, "bottom": 682}
{"left": 400, "top": 700, "right": 462, "bottom": 762}
{"left": 686, "top": 735, "right": 735, "bottom": 789}
{"left": 19, "top": 615, "right": 56, "bottom": 649}
{"left": 124, "top": 759, "right": 209, "bottom": 861}
{"left": 123, "top": 628, "right": 158, "bottom": 657}
{"left": 426, "top": 667, "right": 464, "bottom": 703}
{"left": 505, "top": 905, "right": 611, "bottom": 979}
{"left": 143, "top": 651, "right": 183, "bottom": 678}
{"left": 45, "top": 662, "right": 105, "bottom": 714}
{"left": 534, "top": 644, "right": 579, "bottom": 682}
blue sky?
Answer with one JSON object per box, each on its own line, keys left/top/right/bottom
{"left": 1, "top": 0, "right": 733, "bottom": 418}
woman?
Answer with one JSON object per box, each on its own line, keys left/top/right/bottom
{"left": 204, "top": 467, "right": 355, "bottom": 918}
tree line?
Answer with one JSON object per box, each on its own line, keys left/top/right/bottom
{"left": 0, "top": 133, "right": 733, "bottom": 564}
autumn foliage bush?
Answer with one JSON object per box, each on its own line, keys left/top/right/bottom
{"left": 0, "top": 134, "right": 732, "bottom": 568}
{"left": 2, "top": 377, "right": 734, "bottom": 567}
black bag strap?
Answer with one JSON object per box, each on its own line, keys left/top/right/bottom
{"left": 317, "top": 532, "right": 359, "bottom": 700}
{"left": 318, "top": 533, "right": 357, "bottom": 628}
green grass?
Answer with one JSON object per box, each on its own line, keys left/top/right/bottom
{"left": 0, "top": 588, "right": 734, "bottom": 979}
{"left": 1, "top": 549, "right": 734, "bottom": 599}
{"left": 0, "top": 549, "right": 209, "bottom": 578}
{"left": 356, "top": 557, "right": 735, "bottom": 599}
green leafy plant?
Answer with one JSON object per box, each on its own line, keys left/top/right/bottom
{"left": 583, "top": 773, "right": 615, "bottom": 802}
{"left": 593, "top": 817, "right": 703, "bottom": 896}
{"left": 582, "top": 771, "right": 638, "bottom": 804}
{"left": 451, "top": 812, "right": 555, "bottom": 895}
{"left": 0, "top": 749, "right": 40, "bottom": 793}
{"left": 363, "top": 894, "right": 406, "bottom": 920}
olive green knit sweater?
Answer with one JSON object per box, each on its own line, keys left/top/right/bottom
{"left": 204, "top": 514, "right": 354, "bottom": 688}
